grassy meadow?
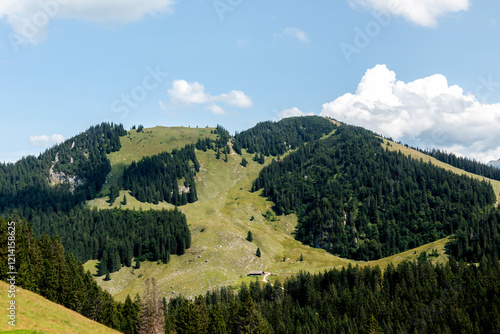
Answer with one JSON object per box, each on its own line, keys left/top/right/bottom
{"left": 0, "top": 281, "right": 120, "bottom": 334}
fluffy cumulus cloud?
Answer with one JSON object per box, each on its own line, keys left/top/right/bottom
{"left": 276, "top": 27, "right": 310, "bottom": 43}
{"left": 29, "top": 134, "right": 64, "bottom": 147}
{"left": 278, "top": 107, "right": 314, "bottom": 120}
{"left": 348, "top": 0, "right": 470, "bottom": 27}
{"left": 166, "top": 79, "right": 252, "bottom": 115}
{"left": 1, "top": 0, "right": 174, "bottom": 44}
{"left": 320, "top": 64, "right": 500, "bottom": 162}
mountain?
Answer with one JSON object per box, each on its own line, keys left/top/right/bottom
{"left": 488, "top": 158, "right": 500, "bottom": 168}
{"left": 1, "top": 116, "right": 500, "bottom": 332}
{"left": 252, "top": 124, "right": 496, "bottom": 260}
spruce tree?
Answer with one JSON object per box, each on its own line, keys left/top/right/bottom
{"left": 246, "top": 231, "right": 253, "bottom": 242}
{"left": 135, "top": 258, "right": 141, "bottom": 269}
{"left": 256, "top": 248, "right": 261, "bottom": 257}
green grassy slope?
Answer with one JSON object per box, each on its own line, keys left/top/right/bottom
{"left": 383, "top": 139, "right": 500, "bottom": 200}
{"left": 0, "top": 281, "right": 119, "bottom": 334}
{"left": 86, "top": 126, "right": 451, "bottom": 302}
{"left": 97, "top": 126, "right": 217, "bottom": 196}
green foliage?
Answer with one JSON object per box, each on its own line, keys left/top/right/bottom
{"left": 122, "top": 144, "right": 199, "bottom": 206}
{"left": 447, "top": 207, "right": 500, "bottom": 262}
{"left": 0, "top": 218, "right": 139, "bottom": 333}
{"left": 234, "top": 116, "right": 337, "bottom": 156}
{"left": 21, "top": 206, "right": 190, "bottom": 274}
{"left": 241, "top": 157, "right": 248, "bottom": 167}
{"left": 121, "top": 194, "right": 127, "bottom": 206}
{"left": 253, "top": 125, "right": 496, "bottom": 260}
{"left": 0, "top": 122, "right": 125, "bottom": 213}
{"left": 262, "top": 210, "right": 277, "bottom": 222}
{"left": 246, "top": 231, "right": 253, "bottom": 242}
{"left": 163, "top": 257, "right": 500, "bottom": 334}
{"left": 256, "top": 248, "right": 261, "bottom": 257}
{"left": 418, "top": 147, "right": 500, "bottom": 181}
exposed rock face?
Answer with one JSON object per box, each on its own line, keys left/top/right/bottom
{"left": 48, "top": 153, "right": 84, "bottom": 192}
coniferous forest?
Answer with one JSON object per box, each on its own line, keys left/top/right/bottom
{"left": 122, "top": 144, "right": 200, "bottom": 205}
{"left": 0, "top": 123, "right": 192, "bottom": 274}
{"left": 233, "top": 117, "right": 337, "bottom": 156}
{"left": 0, "top": 218, "right": 141, "bottom": 333}
{"left": 163, "top": 254, "right": 500, "bottom": 334}
{"left": 252, "top": 125, "right": 496, "bottom": 260}
{"left": 4, "top": 213, "right": 500, "bottom": 334}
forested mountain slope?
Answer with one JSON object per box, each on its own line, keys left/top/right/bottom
{"left": 253, "top": 124, "right": 497, "bottom": 260}
{"left": 0, "top": 123, "right": 126, "bottom": 213}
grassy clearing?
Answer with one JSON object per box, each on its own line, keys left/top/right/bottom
{"left": 100, "top": 126, "right": 217, "bottom": 196}
{"left": 383, "top": 139, "right": 500, "bottom": 200}
{"left": 86, "top": 126, "right": 451, "bottom": 302}
{"left": 0, "top": 281, "right": 119, "bottom": 334}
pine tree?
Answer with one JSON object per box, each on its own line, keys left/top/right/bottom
{"left": 241, "top": 157, "right": 248, "bottom": 167}
{"left": 121, "top": 194, "right": 127, "bottom": 205}
{"left": 97, "top": 250, "right": 108, "bottom": 276}
{"left": 135, "top": 258, "right": 141, "bottom": 269}
{"left": 256, "top": 248, "right": 261, "bottom": 257}
{"left": 104, "top": 271, "right": 111, "bottom": 281}
{"left": 209, "top": 303, "right": 227, "bottom": 334}
{"left": 138, "top": 278, "right": 164, "bottom": 334}
{"left": 122, "top": 295, "right": 140, "bottom": 334}
{"left": 246, "top": 231, "right": 253, "bottom": 242}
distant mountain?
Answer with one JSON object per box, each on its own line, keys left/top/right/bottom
{"left": 488, "top": 158, "right": 500, "bottom": 168}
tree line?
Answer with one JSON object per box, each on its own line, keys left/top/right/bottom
{"left": 415, "top": 147, "right": 500, "bottom": 181}
{"left": 233, "top": 116, "right": 337, "bottom": 157}
{"left": 163, "top": 255, "right": 500, "bottom": 334}
{"left": 0, "top": 122, "right": 126, "bottom": 213}
{"left": 252, "top": 125, "right": 497, "bottom": 260}
{"left": 16, "top": 205, "right": 190, "bottom": 275}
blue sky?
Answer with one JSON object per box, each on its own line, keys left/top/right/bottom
{"left": 1, "top": 0, "right": 500, "bottom": 163}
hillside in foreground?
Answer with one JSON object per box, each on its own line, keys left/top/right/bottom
{"left": 0, "top": 281, "right": 120, "bottom": 334}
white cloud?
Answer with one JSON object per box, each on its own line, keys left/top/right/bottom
{"left": 276, "top": 27, "right": 310, "bottom": 43}
{"left": 320, "top": 64, "right": 500, "bottom": 162}
{"left": 278, "top": 107, "right": 314, "bottom": 120}
{"left": 29, "top": 134, "right": 64, "bottom": 147}
{"left": 166, "top": 79, "right": 252, "bottom": 115}
{"left": 348, "top": 0, "right": 470, "bottom": 27}
{"left": 1, "top": 0, "right": 175, "bottom": 44}
{"left": 206, "top": 104, "right": 226, "bottom": 115}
